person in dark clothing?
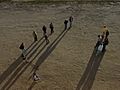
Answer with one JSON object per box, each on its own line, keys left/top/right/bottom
{"left": 69, "top": 16, "right": 73, "bottom": 28}
{"left": 49, "top": 22, "right": 54, "bottom": 35}
{"left": 33, "top": 31, "right": 38, "bottom": 42}
{"left": 102, "top": 38, "right": 109, "bottom": 52}
{"left": 42, "top": 25, "right": 47, "bottom": 35}
{"left": 44, "top": 34, "right": 49, "bottom": 44}
{"left": 95, "top": 35, "right": 103, "bottom": 49}
{"left": 19, "top": 43, "right": 26, "bottom": 60}
{"left": 64, "top": 20, "right": 68, "bottom": 30}
{"left": 105, "top": 30, "right": 109, "bottom": 39}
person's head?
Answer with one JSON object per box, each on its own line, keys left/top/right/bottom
{"left": 33, "top": 31, "right": 35, "bottom": 33}
{"left": 103, "top": 25, "right": 106, "bottom": 28}
{"left": 43, "top": 25, "right": 46, "bottom": 27}
{"left": 98, "top": 35, "right": 100, "bottom": 37}
{"left": 33, "top": 72, "right": 36, "bottom": 76}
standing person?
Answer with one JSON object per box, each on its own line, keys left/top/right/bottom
{"left": 64, "top": 20, "right": 68, "bottom": 30}
{"left": 102, "top": 37, "right": 109, "bottom": 52}
{"left": 19, "top": 43, "right": 26, "bottom": 60}
{"left": 33, "top": 72, "right": 40, "bottom": 82}
{"left": 49, "top": 22, "right": 54, "bottom": 35}
{"left": 44, "top": 34, "right": 49, "bottom": 44}
{"left": 102, "top": 25, "right": 109, "bottom": 38}
{"left": 42, "top": 25, "right": 47, "bottom": 35}
{"left": 95, "top": 35, "right": 103, "bottom": 49}
{"left": 69, "top": 16, "right": 73, "bottom": 28}
{"left": 33, "top": 31, "right": 38, "bottom": 42}
{"left": 105, "top": 30, "right": 109, "bottom": 39}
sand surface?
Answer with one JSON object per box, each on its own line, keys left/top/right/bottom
{"left": 0, "top": 2, "right": 120, "bottom": 90}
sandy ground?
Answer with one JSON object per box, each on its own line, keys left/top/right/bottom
{"left": 0, "top": 2, "right": 120, "bottom": 90}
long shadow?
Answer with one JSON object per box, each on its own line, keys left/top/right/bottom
{"left": 0, "top": 41, "right": 35, "bottom": 85}
{"left": 82, "top": 51, "right": 106, "bottom": 90}
{"left": 5, "top": 28, "right": 69, "bottom": 89}
{"left": 1, "top": 43, "right": 48, "bottom": 90}
{"left": 1, "top": 62, "right": 27, "bottom": 90}
{"left": 0, "top": 56, "right": 23, "bottom": 85}
{"left": 76, "top": 50, "right": 106, "bottom": 90}
{"left": 76, "top": 49, "right": 96, "bottom": 90}
{"left": 27, "top": 39, "right": 45, "bottom": 60}
{"left": 28, "top": 81, "right": 37, "bottom": 90}
{"left": 0, "top": 37, "right": 44, "bottom": 87}
{"left": 26, "top": 36, "right": 44, "bottom": 56}
{"left": 33, "top": 29, "right": 69, "bottom": 73}
{"left": 1, "top": 28, "right": 70, "bottom": 89}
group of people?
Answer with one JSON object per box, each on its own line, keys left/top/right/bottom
{"left": 33, "top": 22, "right": 54, "bottom": 44}
{"left": 19, "top": 16, "right": 74, "bottom": 61}
{"left": 18, "top": 17, "right": 110, "bottom": 81}
{"left": 95, "top": 25, "right": 109, "bottom": 53}
{"left": 19, "top": 22, "right": 55, "bottom": 60}
{"left": 19, "top": 16, "right": 73, "bottom": 81}
{"left": 42, "top": 22, "right": 55, "bottom": 44}
{"left": 64, "top": 16, "right": 73, "bottom": 30}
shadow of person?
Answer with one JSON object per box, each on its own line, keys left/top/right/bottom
{"left": 0, "top": 36, "right": 44, "bottom": 87}
{"left": 1, "top": 43, "right": 47, "bottom": 90}
{"left": 82, "top": 50, "right": 106, "bottom": 90}
{"left": 32, "top": 29, "right": 69, "bottom": 73}
{"left": 76, "top": 49, "right": 106, "bottom": 90}
{"left": 0, "top": 37, "right": 44, "bottom": 90}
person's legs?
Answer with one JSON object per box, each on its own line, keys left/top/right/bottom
{"left": 95, "top": 41, "right": 100, "bottom": 49}
{"left": 102, "top": 44, "right": 106, "bottom": 52}
{"left": 70, "top": 22, "right": 72, "bottom": 28}
{"left": 51, "top": 28, "right": 54, "bottom": 34}
{"left": 22, "top": 53, "right": 26, "bottom": 60}
{"left": 22, "top": 49, "right": 26, "bottom": 60}
{"left": 64, "top": 24, "right": 67, "bottom": 30}
{"left": 35, "top": 36, "right": 37, "bottom": 41}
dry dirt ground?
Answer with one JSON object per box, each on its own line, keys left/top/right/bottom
{"left": 0, "top": 2, "right": 120, "bottom": 90}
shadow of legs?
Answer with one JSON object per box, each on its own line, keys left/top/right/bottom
{"left": 4, "top": 44, "right": 48, "bottom": 90}
{"left": 33, "top": 29, "right": 69, "bottom": 73}
{"left": 0, "top": 37, "right": 43, "bottom": 85}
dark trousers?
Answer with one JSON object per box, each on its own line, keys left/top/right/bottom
{"left": 64, "top": 24, "right": 67, "bottom": 30}
{"left": 95, "top": 41, "right": 101, "bottom": 48}
{"left": 70, "top": 22, "right": 72, "bottom": 28}
{"left": 34, "top": 36, "right": 37, "bottom": 42}
{"left": 102, "top": 44, "right": 106, "bottom": 52}
{"left": 50, "top": 28, "right": 54, "bottom": 34}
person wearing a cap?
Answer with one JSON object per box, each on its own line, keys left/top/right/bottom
{"left": 102, "top": 25, "right": 108, "bottom": 36}
{"left": 102, "top": 25, "right": 109, "bottom": 39}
